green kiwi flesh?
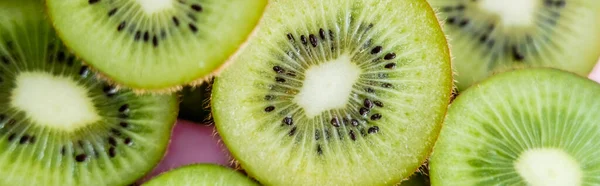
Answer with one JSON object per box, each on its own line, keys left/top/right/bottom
{"left": 142, "top": 164, "right": 259, "bottom": 186}
{"left": 430, "top": 68, "right": 600, "bottom": 185}
{"left": 0, "top": 0, "right": 178, "bottom": 185}
{"left": 212, "top": 0, "right": 453, "bottom": 185}
{"left": 45, "top": 0, "right": 268, "bottom": 92}
{"left": 427, "top": 0, "right": 600, "bottom": 91}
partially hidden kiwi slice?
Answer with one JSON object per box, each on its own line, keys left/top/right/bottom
{"left": 427, "top": 0, "right": 600, "bottom": 91}
{"left": 212, "top": 0, "right": 453, "bottom": 185}
{"left": 45, "top": 0, "right": 268, "bottom": 92}
{"left": 0, "top": 0, "right": 178, "bottom": 185}
{"left": 142, "top": 164, "right": 259, "bottom": 186}
{"left": 430, "top": 68, "right": 600, "bottom": 185}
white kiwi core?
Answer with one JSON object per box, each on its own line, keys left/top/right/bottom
{"left": 294, "top": 54, "right": 361, "bottom": 118}
{"left": 10, "top": 72, "right": 101, "bottom": 132}
{"left": 136, "top": 0, "right": 174, "bottom": 14}
{"left": 478, "top": 0, "right": 538, "bottom": 28}
{"left": 514, "top": 148, "right": 582, "bottom": 186}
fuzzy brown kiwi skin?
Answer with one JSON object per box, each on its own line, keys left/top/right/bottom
{"left": 44, "top": 1, "right": 270, "bottom": 95}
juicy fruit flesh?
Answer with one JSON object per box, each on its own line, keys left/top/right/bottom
{"left": 46, "top": 0, "right": 268, "bottom": 91}
{"left": 428, "top": 0, "right": 600, "bottom": 91}
{"left": 514, "top": 148, "right": 581, "bottom": 186}
{"left": 10, "top": 72, "right": 101, "bottom": 131}
{"left": 294, "top": 54, "right": 361, "bottom": 118}
{"left": 212, "top": 0, "right": 452, "bottom": 185}
{"left": 0, "top": 1, "right": 179, "bottom": 185}
{"left": 430, "top": 68, "right": 600, "bottom": 185}
{"left": 142, "top": 164, "right": 259, "bottom": 186}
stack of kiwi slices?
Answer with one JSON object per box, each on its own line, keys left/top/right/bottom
{"left": 211, "top": 0, "right": 453, "bottom": 185}
{"left": 430, "top": 68, "right": 600, "bottom": 185}
{"left": 427, "top": 0, "right": 600, "bottom": 91}
{"left": 45, "top": 0, "right": 268, "bottom": 92}
{"left": 0, "top": 0, "right": 178, "bottom": 185}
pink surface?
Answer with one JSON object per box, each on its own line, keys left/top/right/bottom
{"left": 138, "top": 120, "right": 232, "bottom": 184}
{"left": 589, "top": 58, "right": 600, "bottom": 83}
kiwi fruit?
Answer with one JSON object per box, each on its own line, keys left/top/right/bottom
{"left": 211, "top": 0, "right": 453, "bottom": 185}
{"left": 430, "top": 68, "right": 600, "bottom": 185}
{"left": 427, "top": 0, "right": 600, "bottom": 91}
{"left": 178, "top": 79, "right": 213, "bottom": 124}
{"left": 0, "top": 0, "right": 178, "bottom": 185}
{"left": 142, "top": 164, "right": 258, "bottom": 186}
{"left": 45, "top": 0, "right": 268, "bottom": 92}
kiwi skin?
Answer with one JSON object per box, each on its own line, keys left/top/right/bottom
{"left": 44, "top": 1, "right": 269, "bottom": 94}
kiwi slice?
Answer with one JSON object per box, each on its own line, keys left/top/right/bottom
{"left": 178, "top": 79, "right": 213, "bottom": 124}
{"left": 45, "top": 0, "right": 268, "bottom": 92}
{"left": 427, "top": 0, "right": 600, "bottom": 91}
{"left": 212, "top": 0, "right": 453, "bottom": 185}
{"left": 430, "top": 68, "right": 600, "bottom": 185}
{"left": 0, "top": 0, "right": 178, "bottom": 185}
{"left": 142, "top": 164, "right": 258, "bottom": 186}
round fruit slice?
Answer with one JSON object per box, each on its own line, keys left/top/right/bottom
{"left": 0, "top": 1, "right": 178, "bottom": 185}
{"left": 142, "top": 164, "right": 258, "bottom": 186}
{"left": 211, "top": 0, "right": 453, "bottom": 185}
{"left": 427, "top": 0, "right": 600, "bottom": 91}
{"left": 430, "top": 68, "right": 600, "bottom": 185}
{"left": 45, "top": 0, "right": 268, "bottom": 92}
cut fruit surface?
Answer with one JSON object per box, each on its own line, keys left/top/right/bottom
{"left": 142, "top": 164, "right": 258, "bottom": 186}
{"left": 212, "top": 0, "right": 453, "bottom": 185}
{"left": 430, "top": 68, "right": 600, "bottom": 185}
{"left": 427, "top": 0, "right": 600, "bottom": 91}
{"left": 45, "top": 0, "right": 268, "bottom": 92}
{"left": 0, "top": 0, "right": 179, "bottom": 185}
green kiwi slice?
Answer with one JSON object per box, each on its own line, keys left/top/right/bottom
{"left": 212, "top": 0, "right": 453, "bottom": 185}
{"left": 430, "top": 68, "right": 600, "bottom": 185}
{"left": 0, "top": 0, "right": 178, "bottom": 185}
{"left": 142, "top": 164, "right": 259, "bottom": 186}
{"left": 45, "top": 0, "right": 268, "bottom": 92}
{"left": 427, "top": 0, "right": 600, "bottom": 91}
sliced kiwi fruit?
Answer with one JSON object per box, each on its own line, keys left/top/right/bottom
{"left": 430, "top": 68, "right": 600, "bottom": 185}
{"left": 427, "top": 0, "right": 600, "bottom": 91}
{"left": 45, "top": 0, "right": 268, "bottom": 92}
{"left": 178, "top": 79, "right": 213, "bottom": 124}
{"left": 212, "top": 0, "right": 453, "bottom": 185}
{"left": 0, "top": 0, "right": 178, "bottom": 185}
{"left": 142, "top": 164, "right": 258, "bottom": 186}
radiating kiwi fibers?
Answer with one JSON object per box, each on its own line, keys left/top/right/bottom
{"left": 0, "top": 0, "right": 178, "bottom": 185}
{"left": 427, "top": 0, "right": 600, "bottom": 91}
{"left": 142, "top": 164, "right": 259, "bottom": 186}
{"left": 430, "top": 68, "right": 600, "bottom": 185}
{"left": 212, "top": 0, "right": 453, "bottom": 185}
{"left": 45, "top": 0, "right": 268, "bottom": 92}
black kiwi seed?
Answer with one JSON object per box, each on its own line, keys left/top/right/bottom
{"left": 88, "top": 0, "right": 100, "bottom": 4}
{"left": 512, "top": 46, "right": 524, "bottom": 61}
{"left": 7, "top": 133, "right": 15, "bottom": 142}
{"left": 319, "top": 28, "right": 326, "bottom": 39}
{"left": 108, "top": 147, "right": 116, "bottom": 158}
{"left": 384, "top": 63, "right": 396, "bottom": 69}
{"left": 1, "top": 56, "right": 9, "bottom": 64}
{"left": 479, "top": 35, "right": 488, "bottom": 43}
{"left": 119, "top": 104, "right": 130, "bottom": 113}
{"left": 359, "top": 107, "right": 369, "bottom": 117}
{"left": 108, "top": 8, "right": 117, "bottom": 17}
{"left": 351, "top": 119, "right": 359, "bottom": 126}
{"left": 364, "top": 99, "right": 373, "bottom": 109}
{"left": 191, "top": 4, "right": 203, "bottom": 12}
{"left": 447, "top": 17, "right": 456, "bottom": 24}
{"left": 316, "top": 145, "right": 323, "bottom": 155}
{"left": 300, "top": 35, "right": 307, "bottom": 45}
{"left": 103, "top": 85, "right": 118, "bottom": 97}
{"left": 309, "top": 34, "right": 317, "bottom": 47}
{"left": 189, "top": 24, "right": 198, "bottom": 33}
{"left": 458, "top": 19, "right": 469, "bottom": 27}
{"left": 374, "top": 101, "right": 384, "bottom": 107}
{"left": 61, "top": 147, "right": 66, "bottom": 155}
{"left": 328, "top": 30, "right": 335, "bottom": 40}
{"left": 124, "top": 138, "right": 133, "bottom": 146}
{"left": 57, "top": 52, "right": 66, "bottom": 62}
{"left": 371, "top": 46, "right": 382, "bottom": 54}
{"left": 264, "top": 95, "right": 274, "bottom": 101}
{"left": 382, "top": 83, "right": 393, "bottom": 88}
{"left": 384, "top": 53, "right": 396, "bottom": 60}
{"left": 330, "top": 118, "right": 340, "bottom": 127}
{"left": 275, "top": 77, "right": 286, "bottom": 83}
{"left": 119, "top": 122, "right": 129, "bottom": 128}
{"left": 152, "top": 36, "right": 159, "bottom": 47}
{"left": 19, "top": 135, "right": 29, "bottom": 144}
{"left": 143, "top": 32, "right": 150, "bottom": 42}
{"left": 67, "top": 56, "right": 75, "bottom": 66}
{"left": 273, "top": 66, "right": 285, "bottom": 73}
{"left": 117, "top": 21, "right": 126, "bottom": 31}
{"left": 283, "top": 117, "right": 293, "bottom": 125}
{"left": 264, "top": 106, "right": 275, "bottom": 112}
{"left": 75, "top": 154, "right": 88, "bottom": 162}
{"left": 286, "top": 33, "right": 295, "bottom": 42}
{"left": 365, "top": 87, "right": 374, "bottom": 93}
{"left": 108, "top": 137, "right": 117, "bottom": 146}
{"left": 370, "top": 114, "right": 382, "bottom": 121}
{"left": 288, "top": 127, "right": 297, "bottom": 136}
{"left": 172, "top": 17, "right": 180, "bottom": 26}
{"left": 134, "top": 31, "right": 141, "bottom": 41}
{"left": 349, "top": 130, "right": 356, "bottom": 141}
{"left": 368, "top": 126, "right": 379, "bottom": 134}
